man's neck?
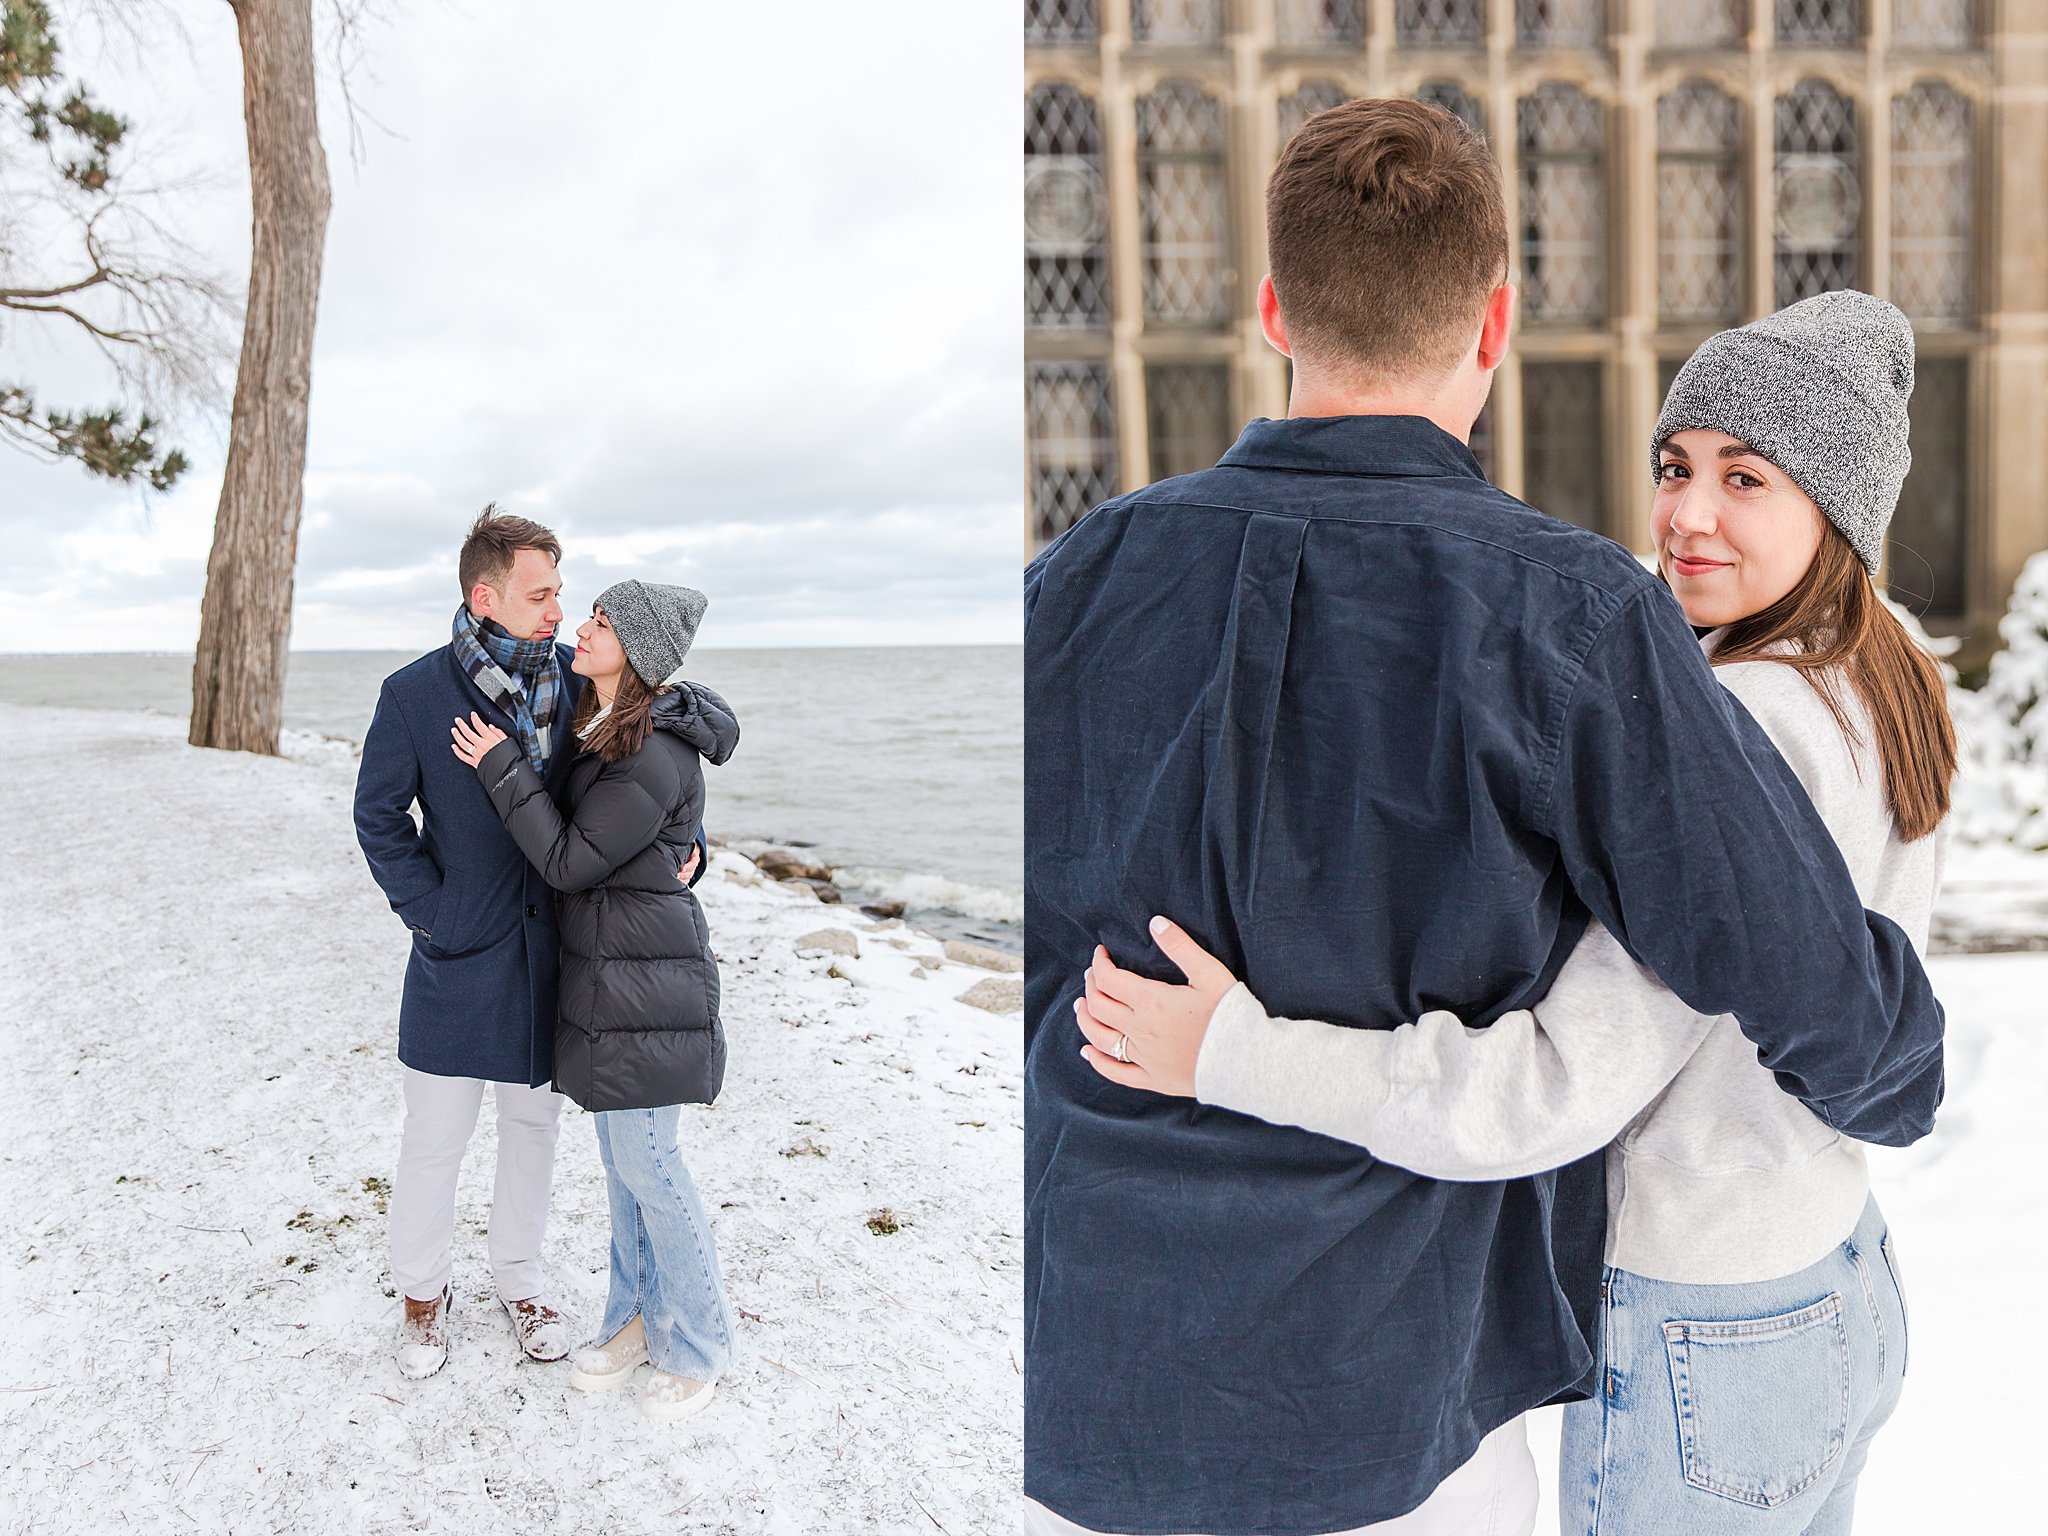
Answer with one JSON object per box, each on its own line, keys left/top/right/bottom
{"left": 1286, "top": 381, "right": 1477, "bottom": 444}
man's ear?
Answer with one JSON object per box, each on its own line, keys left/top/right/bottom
{"left": 1476, "top": 282, "right": 1516, "bottom": 373}
{"left": 1256, "top": 274, "right": 1292, "bottom": 358}
{"left": 469, "top": 582, "right": 498, "bottom": 620}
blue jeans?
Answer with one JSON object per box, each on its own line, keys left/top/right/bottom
{"left": 1560, "top": 1197, "right": 1907, "bottom": 1535}
{"left": 592, "top": 1106, "right": 738, "bottom": 1381}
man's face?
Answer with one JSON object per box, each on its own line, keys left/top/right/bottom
{"left": 470, "top": 548, "right": 564, "bottom": 641}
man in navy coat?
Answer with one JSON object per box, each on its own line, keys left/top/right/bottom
{"left": 354, "top": 509, "right": 584, "bottom": 1379}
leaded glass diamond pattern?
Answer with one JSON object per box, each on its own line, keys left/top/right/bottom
{"left": 1029, "top": 361, "right": 1117, "bottom": 546}
{"left": 1519, "top": 85, "right": 1607, "bottom": 323}
{"left": 1026, "top": 0, "right": 1099, "bottom": 45}
{"left": 1776, "top": 0, "right": 1859, "bottom": 46}
{"left": 1131, "top": 0, "right": 1223, "bottom": 46}
{"left": 1138, "top": 78, "right": 1228, "bottom": 154}
{"left": 1416, "top": 81, "right": 1486, "bottom": 140}
{"left": 1774, "top": 80, "right": 1859, "bottom": 304}
{"left": 1658, "top": 82, "right": 1742, "bottom": 322}
{"left": 1516, "top": 0, "right": 1604, "bottom": 49}
{"left": 1276, "top": 0, "right": 1367, "bottom": 47}
{"left": 1027, "top": 84, "right": 1110, "bottom": 330}
{"left": 1146, "top": 364, "right": 1234, "bottom": 481}
{"left": 1893, "top": 0, "right": 1973, "bottom": 49}
{"left": 1396, "top": 0, "right": 1485, "bottom": 48}
{"left": 1892, "top": 82, "right": 1972, "bottom": 322}
{"left": 1657, "top": 0, "right": 1743, "bottom": 46}
{"left": 1139, "top": 81, "right": 1232, "bottom": 326}
{"left": 1279, "top": 80, "right": 1352, "bottom": 146}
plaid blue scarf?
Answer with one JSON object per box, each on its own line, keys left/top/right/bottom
{"left": 450, "top": 605, "right": 563, "bottom": 774}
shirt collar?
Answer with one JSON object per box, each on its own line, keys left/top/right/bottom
{"left": 1215, "top": 413, "right": 1486, "bottom": 482}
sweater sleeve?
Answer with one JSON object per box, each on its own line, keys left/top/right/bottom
{"left": 1194, "top": 921, "right": 1715, "bottom": 1180}
{"left": 477, "top": 738, "right": 671, "bottom": 893}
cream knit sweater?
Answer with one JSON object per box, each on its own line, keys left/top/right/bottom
{"left": 1193, "top": 646, "right": 1947, "bottom": 1284}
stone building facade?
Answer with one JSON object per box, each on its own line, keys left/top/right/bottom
{"left": 1024, "top": 0, "right": 2048, "bottom": 660}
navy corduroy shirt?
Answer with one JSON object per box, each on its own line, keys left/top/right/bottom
{"left": 1022, "top": 415, "right": 1943, "bottom": 1535}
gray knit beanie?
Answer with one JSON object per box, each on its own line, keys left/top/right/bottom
{"left": 595, "top": 579, "right": 708, "bottom": 686}
{"left": 1651, "top": 290, "right": 1915, "bottom": 574}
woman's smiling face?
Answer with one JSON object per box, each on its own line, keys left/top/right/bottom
{"left": 1652, "top": 428, "right": 1828, "bottom": 628}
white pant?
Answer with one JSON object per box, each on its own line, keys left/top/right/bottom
{"left": 1021, "top": 1417, "right": 1538, "bottom": 1536}
{"left": 389, "top": 1065, "right": 565, "bottom": 1303}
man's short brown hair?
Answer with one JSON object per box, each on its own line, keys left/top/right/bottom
{"left": 1266, "top": 97, "right": 1510, "bottom": 385}
{"left": 458, "top": 505, "right": 561, "bottom": 600}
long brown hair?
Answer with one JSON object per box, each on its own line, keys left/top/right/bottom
{"left": 571, "top": 666, "right": 660, "bottom": 764}
{"left": 1703, "top": 526, "right": 1956, "bottom": 842}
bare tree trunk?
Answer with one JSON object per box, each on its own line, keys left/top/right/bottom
{"left": 189, "top": 0, "right": 330, "bottom": 754}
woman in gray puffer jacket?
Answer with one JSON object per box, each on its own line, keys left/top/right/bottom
{"left": 451, "top": 578, "right": 738, "bottom": 1425}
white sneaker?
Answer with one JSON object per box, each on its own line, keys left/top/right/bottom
{"left": 640, "top": 1371, "right": 715, "bottom": 1423}
{"left": 568, "top": 1315, "right": 648, "bottom": 1393}
{"left": 395, "top": 1286, "right": 450, "bottom": 1381}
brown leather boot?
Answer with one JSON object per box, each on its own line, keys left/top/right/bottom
{"left": 396, "top": 1285, "right": 450, "bottom": 1380}
{"left": 501, "top": 1295, "right": 573, "bottom": 1362}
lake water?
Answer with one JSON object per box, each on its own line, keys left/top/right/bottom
{"left": 0, "top": 645, "right": 1022, "bottom": 947}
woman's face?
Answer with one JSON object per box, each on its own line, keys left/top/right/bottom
{"left": 1652, "top": 429, "right": 1827, "bottom": 628}
{"left": 572, "top": 605, "right": 628, "bottom": 684}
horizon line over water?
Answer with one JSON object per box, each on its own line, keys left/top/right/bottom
{"left": 0, "top": 645, "right": 1022, "bottom": 947}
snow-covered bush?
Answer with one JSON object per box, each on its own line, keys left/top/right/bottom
{"left": 1947, "top": 551, "right": 2048, "bottom": 847}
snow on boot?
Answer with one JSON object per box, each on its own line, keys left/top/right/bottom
{"left": 568, "top": 1314, "right": 648, "bottom": 1393}
{"left": 640, "top": 1370, "right": 715, "bottom": 1423}
{"left": 501, "top": 1295, "right": 573, "bottom": 1362}
{"left": 396, "top": 1286, "right": 451, "bottom": 1380}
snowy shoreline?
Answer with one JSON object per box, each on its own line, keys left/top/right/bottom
{"left": 0, "top": 702, "right": 1020, "bottom": 1535}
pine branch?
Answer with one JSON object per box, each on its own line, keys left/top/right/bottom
{"left": 0, "top": 382, "right": 188, "bottom": 489}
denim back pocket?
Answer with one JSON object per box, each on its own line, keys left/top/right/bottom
{"left": 1662, "top": 1293, "right": 1850, "bottom": 1509}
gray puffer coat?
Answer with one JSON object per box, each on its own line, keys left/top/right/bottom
{"left": 476, "top": 683, "right": 739, "bottom": 1112}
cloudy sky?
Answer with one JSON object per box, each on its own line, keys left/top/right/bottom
{"left": 1, "top": 0, "right": 1018, "bottom": 652}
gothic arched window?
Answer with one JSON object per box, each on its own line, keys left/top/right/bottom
{"left": 1893, "top": 0, "right": 1975, "bottom": 49}
{"left": 1278, "top": 80, "right": 1351, "bottom": 147}
{"left": 1138, "top": 80, "right": 1233, "bottom": 327}
{"left": 1516, "top": 0, "right": 1603, "bottom": 49}
{"left": 1131, "top": 0, "right": 1224, "bottom": 46}
{"left": 1396, "top": 0, "right": 1484, "bottom": 49}
{"left": 1892, "top": 81, "right": 1973, "bottom": 323}
{"left": 1416, "top": 81, "right": 1486, "bottom": 141}
{"left": 1657, "top": 81, "right": 1744, "bottom": 324}
{"left": 1658, "top": 0, "right": 1742, "bottom": 46}
{"left": 1518, "top": 84, "right": 1607, "bottom": 324}
{"left": 1774, "top": 80, "right": 1860, "bottom": 305}
{"left": 1776, "top": 0, "right": 1860, "bottom": 47}
{"left": 1028, "top": 361, "right": 1118, "bottom": 547}
{"left": 1276, "top": 0, "right": 1367, "bottom": 47}
{"left": 1026, "top": 84, "right": 1111, "bottom": 331}
{"left": 1026, "top": 0, "right": 1100, "bottom": 46}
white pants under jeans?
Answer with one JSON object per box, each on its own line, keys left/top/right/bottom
{"left": 1021, "top": 1417, "right": 1538, "bottom": 1536}
{"left": 389, "top": 1065, "right": 566, "bottom": 1304}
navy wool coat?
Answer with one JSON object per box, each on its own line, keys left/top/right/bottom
{"left": 354, "top": 643, "right": 583, "bottom": 1086}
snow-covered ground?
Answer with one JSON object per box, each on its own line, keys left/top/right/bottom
{"left": 0, "top": 704, "right": 1020, "bottom": 1535}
